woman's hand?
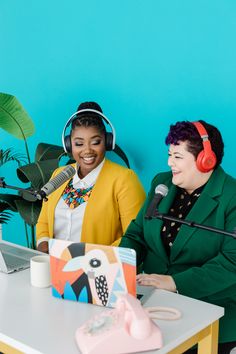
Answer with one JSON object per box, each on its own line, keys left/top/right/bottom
{"left": 136, "top": 273, "right": 177, "bottom": 292}
{"left": 37, "top": 241, "right": 49, "bottom": 254}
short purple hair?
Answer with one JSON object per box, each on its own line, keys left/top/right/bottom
{"left": 165, "top": 120, "right": 224, "bottom": 167}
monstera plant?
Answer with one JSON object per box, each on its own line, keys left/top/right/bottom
{"left": 0, "top": 149, "right": 24, "bottom": 220}
{"left": 0, "top": 148, "right": 26, "bottom": 237}
{"left": 0, "top": 92, "right": 35, "bottom": 241}
{"left": 0, "top": 143, "right": 66, "bottom": 249}
{"left": 13, "top": 142, "right": 66, "bottom": 248}
{"left": 0, "top": 92, "right": 66, "bottom": 248}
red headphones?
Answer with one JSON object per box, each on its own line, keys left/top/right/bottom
{"left": 192, "top": 121, "right": 217, "bottom": 173}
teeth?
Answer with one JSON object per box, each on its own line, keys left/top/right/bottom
{"left": 83, "top": 157, "right": 94, "bottom": 162}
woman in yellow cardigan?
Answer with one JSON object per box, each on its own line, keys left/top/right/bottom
{"left": 36, "top": 102, "right": 145, "bottom": 253}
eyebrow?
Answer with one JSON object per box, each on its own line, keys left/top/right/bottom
{"left": 73, "top": 135, "right": 103, "bottom": 140}
{"left": 168, "top": 150, "right": 184, "bottom": 157}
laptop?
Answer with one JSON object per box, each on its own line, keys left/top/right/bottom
{"left": 0, "top": 241, "right": 42, "bottom": 274}
{"left": 49, "top": 239, "right": 154, "bottom": 307}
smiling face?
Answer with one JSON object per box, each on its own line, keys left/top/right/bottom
{"left": 168, "top": 141, "right": 213, "bottom": 194}
{"left": 71, "top": 125, "right": 106, "bottom": 178}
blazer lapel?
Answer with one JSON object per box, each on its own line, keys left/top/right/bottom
{"left": 170, "top": 167, "right": 226, "bottom": 262}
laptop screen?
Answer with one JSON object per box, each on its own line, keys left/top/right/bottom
{"left": 49, "top": 239, "right": 136, "bottom": 307}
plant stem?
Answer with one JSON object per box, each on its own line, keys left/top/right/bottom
{"left": 31, "top": 225, "right": 36, "bottom": 249}
{"left": 24, "top": 138, "right": 31, "bottom": 164}
{"left": 24, "top": 222, "right": 30, "bottom": 248}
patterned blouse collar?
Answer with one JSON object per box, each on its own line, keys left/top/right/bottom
{"left": 178, "top": 183, "right": 206, "bottom": 198}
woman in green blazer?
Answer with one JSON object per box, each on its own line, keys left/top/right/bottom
{"left": 120, "top": 120, "right": 236, "bottom": 354}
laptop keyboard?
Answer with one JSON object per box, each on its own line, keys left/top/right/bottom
{"left": 0, "top": 244, "right": 39, "bottom": 261}
{"left": 3, "top": 253, "right": 29, "bottom": 270}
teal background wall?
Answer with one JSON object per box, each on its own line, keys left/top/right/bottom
{"left": 1, "top": 0, "right": 236, "bottom": 246}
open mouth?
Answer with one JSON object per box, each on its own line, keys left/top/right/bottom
{"left": 82, "top": 156, "right": 96, "bottom": 164}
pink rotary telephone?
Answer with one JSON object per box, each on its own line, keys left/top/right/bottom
{"left": 75, "top": 293, "right": 163, "bottom": 354}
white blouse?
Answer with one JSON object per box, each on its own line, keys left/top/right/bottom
{"left": 53, "top": 159, "right": 105, "bottom": 242}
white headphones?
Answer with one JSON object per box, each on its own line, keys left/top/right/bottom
{"left": 62, "top": 108, "right": 116, "bottom": 154}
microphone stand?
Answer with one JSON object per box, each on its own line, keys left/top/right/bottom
{"left": 0, "top": 177, "right": 39, "bottom": 199}
{"left": 146, "top": 212, "right": 236, "bottom": 239}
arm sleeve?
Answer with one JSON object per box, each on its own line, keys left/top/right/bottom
{"left": 36, "top": 198, "right": 50, "bottom": 245}
{"left": 173, "top": 194, "right": 236, "bottom": 299}
{"left": 112, "top": 169, "right": 146, "bottom": 246}
{"left": 118, "top": 175, "right": 159, "bottom": 263}
{"left": 119, "top": 198, "right": 149, "bottom": 266}
{"left": 36, "top": 168, "right": 60, "bottom": 244}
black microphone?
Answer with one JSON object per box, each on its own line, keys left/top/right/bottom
{"left": 145, "top": 184, "right": 169, "bottom": 219}
{"left": 35, "top": 165, "right": 76, "bottom": 201}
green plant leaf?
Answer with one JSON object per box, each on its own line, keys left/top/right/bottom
{"left": 0, "top": 212, "right": 12, "bottom": 224}
{"left": 35, "top": 143, "right": 65, "bottom": 162}
{"left": 0, "top": 148, "right": 27, "bottom": 167}
{"left": 0, "top": 141, "right": 70, "bottom": 236}
{"left": 0, "top": 201, "right": 12, "bottom": 213}
{"left": 0, "top": 201, "right": 14, "bottom": 223}
{"left": 0, "top": 193, "right": 41, "bottom": 226}
{"left": 17, "top": 159, "right": 61, "bottom": 189}
{"left": 15, "top": 199, "right": 42, "bottom": 226}
{"left": 0, "top": 92, "right": 35, "bottom": 139}
{"left": 0, "top": 194, "right": 22, "bottom": 212}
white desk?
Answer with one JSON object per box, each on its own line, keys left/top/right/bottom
{"left": 0, "top": 269, "right": 224, "bottom": 354}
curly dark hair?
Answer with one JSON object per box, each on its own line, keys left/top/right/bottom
{"left": 71, "top": 101, "right": 106, "bottom": 136}
{"left": 165, "top": 120, "right": 224, "bottom": 167}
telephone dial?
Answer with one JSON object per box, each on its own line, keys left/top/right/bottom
{"left": 75, "top": 293, "right": 163, "bottom": 354}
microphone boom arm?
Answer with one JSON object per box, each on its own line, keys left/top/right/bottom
{"left": 0, "top": 177, "right": 42, "bottom": 200}
{"left": 148, "top": 212, "right": 236, "bottom": 239}
{"left": 1, "top": 166, "right": 75, "bottom": 202}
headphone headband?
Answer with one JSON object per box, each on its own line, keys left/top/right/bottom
{"left": 192, "top": 121, "right": 209, "bottom": 140}
{"left": 62, "top": 108, "right": 116, "bottom": 152}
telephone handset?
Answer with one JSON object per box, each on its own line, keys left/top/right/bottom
{"left": 116, "top": 293, "right": 153, "bottom": 340}
{"left": 75, "top": 293, "right": 163, "bottom": 354}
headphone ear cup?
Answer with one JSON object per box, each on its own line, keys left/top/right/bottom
{"left": 64, "top": 135, "right": 72, "bottom": 155}
{"left": 105, "top": 132, "right": 114, "bottom": 151}
{"left": 196, "top": 150, "right": 217, "bottom": 173}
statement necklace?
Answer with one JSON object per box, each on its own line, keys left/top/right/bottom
{"left": 62, "top": 179, "right": 94, "bottom": 209}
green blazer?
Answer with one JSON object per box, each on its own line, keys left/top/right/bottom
{"left": 120, "top": 166, "right": 236, "bottom": 343}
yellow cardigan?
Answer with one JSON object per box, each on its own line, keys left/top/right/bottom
{"left": 36, "top": 159, "right": 146, "bottom": 246}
